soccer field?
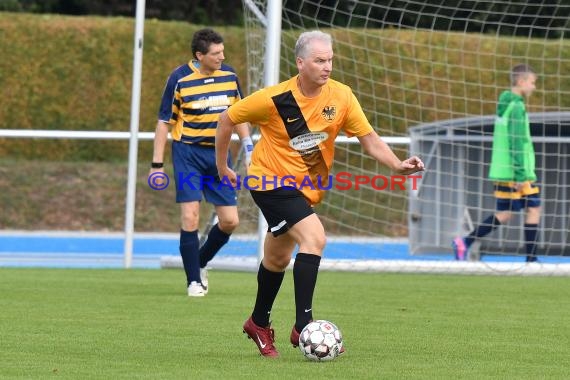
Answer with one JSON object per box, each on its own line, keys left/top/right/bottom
{"left": 1, "top": 268, "right": 569, "bottom": 379}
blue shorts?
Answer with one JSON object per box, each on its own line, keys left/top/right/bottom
{"left": 171, "top": 141, "right": 236, "bottom": 205}
{"left": 494, "top": 182, "right": 541, "bottom": 212}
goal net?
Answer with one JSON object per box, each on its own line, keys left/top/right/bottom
{"left": 239, "top": 0, "right": 570, "bottom": 274}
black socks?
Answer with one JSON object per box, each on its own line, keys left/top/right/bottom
{"left": 293, "top": 253, "right": 321, "bottom": 333}
{"left": 251, "top": 262, "right": 285, "bottom": 327}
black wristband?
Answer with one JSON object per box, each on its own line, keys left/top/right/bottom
{"left": 151, "top": 162, "right": 164, "bottom": 169}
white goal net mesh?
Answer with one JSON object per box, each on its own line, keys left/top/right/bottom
{"left": 240, "top": 0, "right": 570, "bottom": 273}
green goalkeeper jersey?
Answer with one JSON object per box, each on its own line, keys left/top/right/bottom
{"left": 488, "top": 90, "right": 537, "bottom": 182}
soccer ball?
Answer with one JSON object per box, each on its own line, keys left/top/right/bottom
{"left": 298, "top": 320, "right": 343, "bottom": 361}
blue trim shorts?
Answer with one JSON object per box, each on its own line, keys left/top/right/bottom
{"left": 494, "top": 182, "right": 541, "bottom": 212}
{"left": 172, "top": 141, "right": 236, "bottom": 205}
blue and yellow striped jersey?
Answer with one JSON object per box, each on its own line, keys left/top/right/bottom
{"left": 161, "top": 60, "right": 242, "bottom": 146}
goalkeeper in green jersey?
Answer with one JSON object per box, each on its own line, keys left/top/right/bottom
{"left": 453, "top": 64, "right": 541, "bottom": 262}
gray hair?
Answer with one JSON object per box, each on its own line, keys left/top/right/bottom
{"left": 295, "top": 31, "right": 333, "bottom": 59}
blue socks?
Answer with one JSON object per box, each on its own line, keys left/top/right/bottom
{"left": 180, "top": 224, "right": 231, "bottom": 286}
{"left": 179, "top": 229, "right": 200, "bottom": 285}
{"left": 465, "top": 215, "right": 501, "bottom": 248}
{"left": 524, "top": 223, "right": 538, "bottom": 256}
{"left": 466, "top": 217, "right": 539, "bottom": 259}
{"left": 199, "top": 224, "right": 230, "bottom": 268}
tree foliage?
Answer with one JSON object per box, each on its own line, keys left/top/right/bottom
{"left": 281, "top": 0, "right": 569, "bottom": 38}
{"left": 0, "top": 0, "right": 245, "bottom": 25}
{"left": 1, "top": 0, "right": 568, "bottom": 38}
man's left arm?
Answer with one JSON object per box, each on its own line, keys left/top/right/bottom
{"left": 358, "top": 131, "right": 424, "bottom": 175}
{"left": 216, "top": 111, "right": 240, "bottom": 186}
{"left": 231, "top": 71, "right": 253, "bottom": 166}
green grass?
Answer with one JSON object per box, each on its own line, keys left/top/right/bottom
{"left": 1, "top": 269, "right": 569, "bottom": 379}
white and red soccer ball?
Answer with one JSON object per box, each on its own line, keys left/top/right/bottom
{"left": 298, "top": 320, "right": 343, "bottom": 361}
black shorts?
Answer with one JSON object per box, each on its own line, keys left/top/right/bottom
{"left": 250, "top": 187, "right": 314, "bottom": 237}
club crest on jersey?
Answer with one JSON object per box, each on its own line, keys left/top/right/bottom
{"left": 321, "top": 106, "right": 336, "bottom": 121}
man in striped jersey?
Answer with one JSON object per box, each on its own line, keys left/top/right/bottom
{"left": 149, "top": 29, "right": 253, "bottom": 297}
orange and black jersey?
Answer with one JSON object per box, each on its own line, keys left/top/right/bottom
{"left": 227, "top": 76, "right": 374, "bottom": 205}
{"left": 161, "top": 60, "right": 242, "bottom": 146}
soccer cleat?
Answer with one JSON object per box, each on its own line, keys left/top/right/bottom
{"left": 290, "top": 320, "right": 312, "bottom": 347}
{"left": 200, "top": 268, "right": 209, "bottom": 294}
{"left": 187, "top": 281, "right": 205, "bottom": 297}
{"left": 242, "top": 317, "right": 279, "bottom": 357}
{"left": 452, "top": 237, "right": 467, "bottom": 261}
{"left": 290, "top": 325, "right": 301, "bottom": 347}
{"left": 526, "top": 256, "right": 539, "bottom": 263}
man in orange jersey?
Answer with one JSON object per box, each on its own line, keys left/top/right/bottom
{"left": 216, "top": 31, "right": 424, "bottom": 357}
{"left": 149, "top": 29, "right": 252, "bottom": 297}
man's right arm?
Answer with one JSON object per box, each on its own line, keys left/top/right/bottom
{"left": 150, "top": 120, "right": 170, "bottom": 173}
{"left": 150, "top": 69, "right": 180, "bottom": 173}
